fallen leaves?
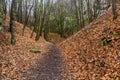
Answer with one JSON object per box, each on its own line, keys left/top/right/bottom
{"left": 0, "top": 17, "right": 50, "bottom": 80}
{"left": 59, "top": 7, "right": 120, "bottom": 80}
{"left": 1, "top": 4, "right": 120, "bottom": 80}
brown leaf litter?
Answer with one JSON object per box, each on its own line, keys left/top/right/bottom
{"left": 1, "top": 5, "right": 120, "bottom": 80}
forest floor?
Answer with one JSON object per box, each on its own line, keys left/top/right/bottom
{"left": 22, "top": 44, "right": 70, "bottom": 80}
{"left": 59, "top": 7, "right": 120, "bottom": 79}
{"left": 0, "top": 17, "right": 69, "bottom": 80}
{"left": 0, "top": 5, "right": 120, "bottom": 80}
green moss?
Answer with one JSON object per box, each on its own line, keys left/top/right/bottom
{"left": 113, "top": 31, "right": 119, "bottom": 36}
{"left": 30, "top": 47, "right": 41, "bottom": 53}
{"left": 101, "top": 37, "right": 109, "bottom": 46}
{"left": 102, "top": 39, "right": 108, "bottom": 46}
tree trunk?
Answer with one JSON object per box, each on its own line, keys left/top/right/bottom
{"left": 112, "top": 0, "right": 117, "bottom": 20}
{"left": 10, "top": 0, "right": 17, "bottom": 45}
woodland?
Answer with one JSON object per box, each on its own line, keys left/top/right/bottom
{"left": 0, "top": 0, "right": 120, "bottom": 80}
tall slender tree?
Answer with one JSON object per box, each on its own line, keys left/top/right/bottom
{"left": 22, "top": 0, "right": 33, "bottom": 36}
{"left": 10, "top": 0, "right": 17, "bottom": 45}
{"left": 35, "top": 0, "right": 45, "bottom": 41}
{"left": 111, "top": 0, "right": 117, "bottom": 20}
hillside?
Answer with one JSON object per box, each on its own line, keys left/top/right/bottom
{"left": 0, "top": 17, "right": 71, "bottom": 80}
{"left": 0, "top": 18, "right": 54, "bottom": 79}
{"left": 59, "top": 7, "right": 120, "bottom": 79}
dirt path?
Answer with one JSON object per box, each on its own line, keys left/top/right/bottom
{"left": 22, "top": 44, "right": 69, "bottom": 80}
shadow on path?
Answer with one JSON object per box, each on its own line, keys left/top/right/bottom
{"left": 23, "top": 45, "right": 68, "bottom": 80}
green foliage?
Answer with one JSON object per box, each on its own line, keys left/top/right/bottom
{"left": 30, "top": 26, "right": 34, "bottom": 31}
{"left": 65, "top": 17, "right": 74, "bottom": 21}
{"left": 0, "top": 26, "right": 5, "bottom": 31}
{"left": 47, "top": 33, "right": 61, "bottom": 42}
{"left": 30, "top": 47, "right": 41, "bottom": 53}
{"left": 102, "top": 38, "right": 108, "bottom": 46}
{"left": 50, "top": 16, "right": 55, "bottom": 21}
{"left": 0, "top": 21, "right": 5, "bottom": 32}
{"left": 72, "top": 13, "right": 76, "bottom": 19}
{"left": 113, "top": 31, "right": 119, "bottom": 36}
{"left": 0, "top": 7, "right": 3, "bottom": 14}
{"left": 0, "top": 7, "right": 4, "bottom": 18}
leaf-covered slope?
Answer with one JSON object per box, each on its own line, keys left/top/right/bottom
{"left": 59, "top": 8, "right": 120, "bottom": 80}
{"left": 0, "top": 17, "right": 51, "bottom": 80}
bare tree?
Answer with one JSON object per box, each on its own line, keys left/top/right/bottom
{"left": 111, "top": 0, "right": 117, "bottom": 20}
{"left": 10, "top": 0, "right": 17, "bottom": 45}
{"left": 30, "top": 0, "right": 39, "bottom": 38}
{"left": 17, "top": 0, "right": 23, "bottom": 23}
{"left": 35, "top": 0, "right": 45, "bottom": 41}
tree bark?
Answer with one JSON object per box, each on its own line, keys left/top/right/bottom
{"left": 10, "top": 0, "right": 17, "bottom": 45}
{"left": 112, "top": 0, "right": 117, "bottom": 20}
